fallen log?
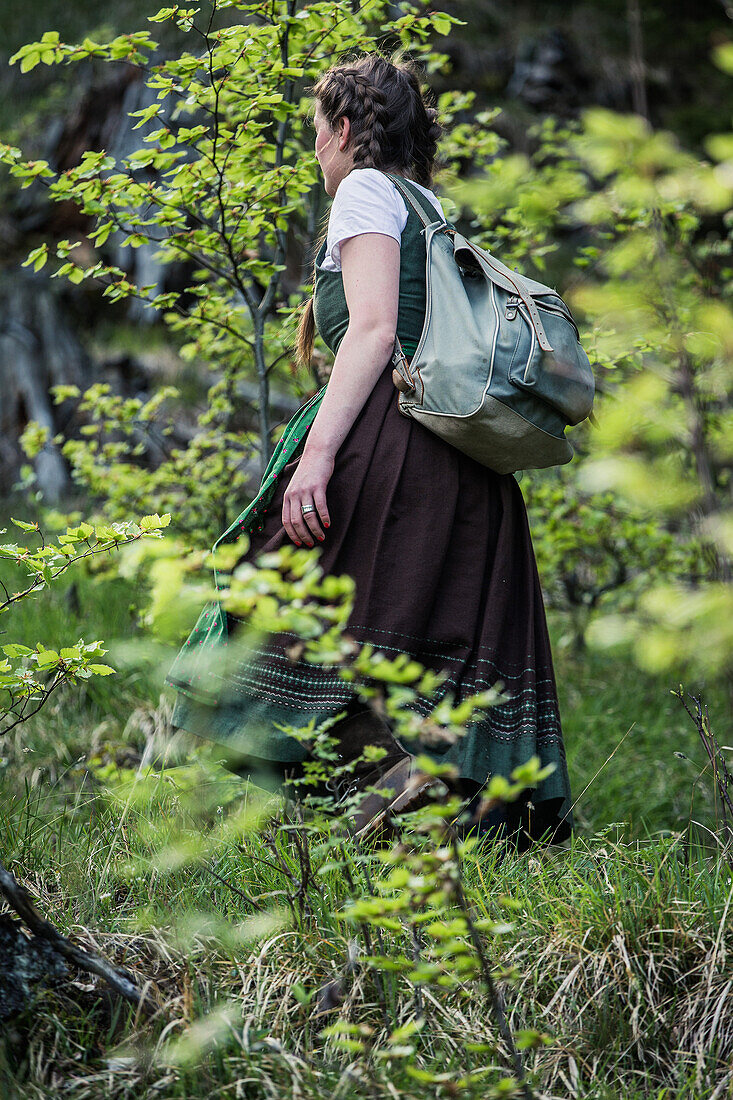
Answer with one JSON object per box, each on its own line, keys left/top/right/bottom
{"left": 0, "top": 862, "right": 155, "bottom": 1016}
{"left": 0, "top": 912, "right": 67, "bottom": 1020}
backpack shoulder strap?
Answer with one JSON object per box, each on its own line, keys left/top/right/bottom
{"left": 381, "top": 171, "right": 448, "bottom": 228}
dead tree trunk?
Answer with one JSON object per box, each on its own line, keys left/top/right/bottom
{"left": 0, "top": 272, "right": 92, "bottom": 501}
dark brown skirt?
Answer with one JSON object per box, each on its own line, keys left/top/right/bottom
{"left": 172, "top": 363, "right": 573, "bottom": 843}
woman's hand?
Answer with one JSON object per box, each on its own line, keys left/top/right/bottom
{"left": 282, "top": 447, "right": 334, "bottom": 546}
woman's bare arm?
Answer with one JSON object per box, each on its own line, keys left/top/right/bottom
{"left": 282, "top": 231, "right": 400, "bottom": 547}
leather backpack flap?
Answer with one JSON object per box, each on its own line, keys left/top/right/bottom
{"left": 453, "top": 236, "right": 555, "bottom": 352}
{"left": 452, "top": 236, "right": 595, "bottom": 426}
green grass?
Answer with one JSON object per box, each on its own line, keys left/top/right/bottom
{"left": 1, "top": 566, "right": 732, "bottom": 1099}
{"left": 552, "top": 624, "right": 727, "bottom": 840}
{"left": 2, "top": 771, "right": 731, "bottom": 1099}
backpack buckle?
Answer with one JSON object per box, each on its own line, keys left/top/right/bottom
{"left": 391, "top": 337, "right": 415, "bottom": 395}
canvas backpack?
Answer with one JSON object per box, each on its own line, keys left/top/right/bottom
{"left": 384, "top": 172, "right": 595, "bottom": 474}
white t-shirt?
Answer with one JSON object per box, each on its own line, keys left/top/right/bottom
{"left": 320, "top": 167, "right": 445, "bottom": 273}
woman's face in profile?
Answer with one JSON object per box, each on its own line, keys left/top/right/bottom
{"left": 313, "top": 101, "right": 353, "bottom": 197}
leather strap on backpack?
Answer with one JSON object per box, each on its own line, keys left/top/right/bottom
{"left": 464, "top": 241, "right": 554, "bottom": 353}
{"left": 383, "top": 171, "right": 447, "bottom": 228}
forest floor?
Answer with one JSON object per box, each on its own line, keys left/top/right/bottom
{"left": 1, "top": 564, "right": 731, "bottom": 1099}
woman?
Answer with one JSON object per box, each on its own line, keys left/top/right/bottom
{"left": 166, "top": 53, "right": 573, "bottom": 847}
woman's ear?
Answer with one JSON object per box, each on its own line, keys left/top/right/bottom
{"left": 337, "top": 115, "right": 351, "bottom": 151}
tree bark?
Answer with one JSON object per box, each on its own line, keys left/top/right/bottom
{"left": 0, "top": 272, "right": 91, "bottom": 501}
{"left": 0, "top": 863, "right": 154, "bottom": 1014}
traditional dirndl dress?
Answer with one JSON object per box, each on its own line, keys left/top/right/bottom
{"left": 166, "top": 176, "right": 573, "bottom": 845}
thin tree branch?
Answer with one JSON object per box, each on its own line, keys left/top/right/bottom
{"left": 626, "top": 0, "right": 649, "bottom": 121}
{"left": 206, "top": 862, "right": 265, "bottom": 912}
{"left": 447, "top": 827, "right": 532, "bottom": 1100}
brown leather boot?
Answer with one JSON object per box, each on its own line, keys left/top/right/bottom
{"left": 329, "top": 705, "right": 447, "bottom": 839}
{"left": 348, "top": 756, "right": 448, "bottom": 840}
{"left": 330, "top": 705, "right": 408, "bottom": 789}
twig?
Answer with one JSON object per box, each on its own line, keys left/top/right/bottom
{"left": 447, "top": 828, "right": 533, "bottom": 1100}
{"left": 0, "top": 862, "right": 154, "bottom": 1013}
{"left": 559, "top": 723, "right": 635, "bottom": 829}
{"left": 279, "top": 805, "right": 315, "bottom": 922}
{"left": 338, "top": 841, "right": 391, "bottom": 1030}
{"left": 206, "top": 862, "right": 265, "bottom": 912}
{"left": 674, "top": 690, "right": 733, "bottom": 872}
{"left": 237, "top": 844, "right": 294, "bottom": 881}
{"left": 626, "top": 0, "right": 649, "bottom": 121}
{"left": 410, "top": 923, "right": 424, "bottom": 1017}
{"left": 0, "top": 675, "right": 65, "bottom": 737}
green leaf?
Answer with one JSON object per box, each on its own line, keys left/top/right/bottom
{"left": 11, "top": 518, "right": 38, "bottom": 532}
{"left": 51, "top": 384, "right": 81, "bottom": 405}
{"left": 140, "top": 513, "right": 172, "bottom": 531}
{"left": 87, "top": 663, "right": 116, "bottom": 676}
{"left": 389, "top": 1018, "right": 425, "bottom": 1043}
{"left": 22, "top": 244, "right": 48, "bottom": 272}
{"left": 516, "top": 1028, "right": 552, "bottom": 1050}
{"left": 148, "top": 7, "right": 178, "bottom": 23}
{"left": 67, "top": 522, "right": 94, "bottom": 541}
{"left": 131, "top": 103, "right": 161, "bottom": 129}
{"left": 432, "top": 13, "right": 453, "bottom": 35}
{"left": 94, "top": 525, "right": 124, "bottom": 541}
{"left": 704, "top": 134, "right": 733, "bottom": 163}
{"left": 19, "top": 51, "right": 41, "bottom": 73}
{"left": 406, "top": 1067, "right": 451, "bottom": 1084}
{"left": 92, "top": 222, "right": 113, "bottom": 247}
{"left": 35, "top": 650, "right": 60, "bottom": 669}
{"left": 713, "top": 42, "right": 733, "bottom": 75}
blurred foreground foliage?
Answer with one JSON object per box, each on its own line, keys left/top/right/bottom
{"left": 1, "top": 544, "right": 732, "bottom": 1098}
{"left": 0, "top": 4, "right": 732, "bottom": 1098}
{"left": 2, "top": 530, "right": 726, "bottom": 1091}
{"left": 460, "top": 83, "right": 733, "bottom": 677}
{"left": 2, "top": 525, "right": 563, "bottom": 1097}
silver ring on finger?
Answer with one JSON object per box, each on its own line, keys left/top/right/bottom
{"left": 301, "top": 504, "right": 316, "bottom": 515}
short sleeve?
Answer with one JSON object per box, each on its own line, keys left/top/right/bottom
{"left": 326, "top": 169, "right": 407, "bottom": 269}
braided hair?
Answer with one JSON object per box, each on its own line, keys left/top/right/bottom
{"left": 296, "top": 52, "right": 442, "bottom": 367}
